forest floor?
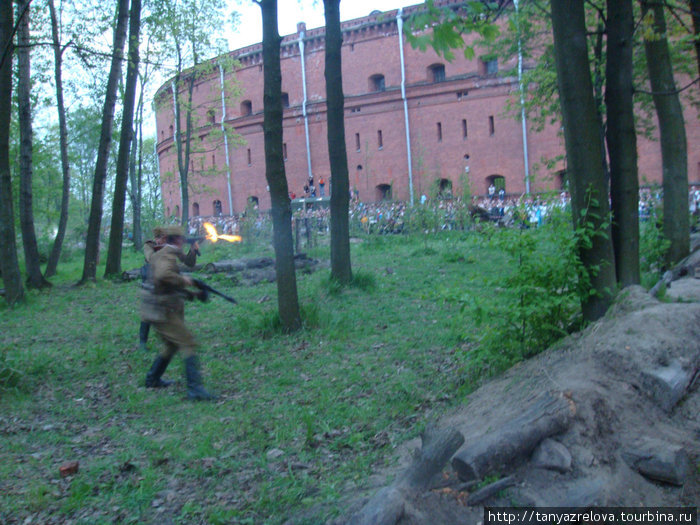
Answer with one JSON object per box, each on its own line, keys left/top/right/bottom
{"left": 338, "top": 278, "right": 700, "bottom": 524}
{"left": 1, "top": 231, "right": 698, "bottom": 524}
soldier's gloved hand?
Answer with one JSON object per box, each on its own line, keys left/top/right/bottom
{"left": 196, "top": 287, "right": 209, "bottom": 302}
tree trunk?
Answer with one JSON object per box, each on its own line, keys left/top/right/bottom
{"left": 259, "top": 0, "right": 301, "bottom": 332}
{"left": 17, "top": 0, "right": 50, "bottom": 289}
{"left": 0, "top": 0, "right": 23, "bottom": 304}
{"left": 79, "top": 0, "right": 130, "bottom": 284}
{"left": 44, "top": 0, "right": 71, "bottom": 279}
{"left": 606, "top": 0, "right": 640, "bottom": 287}
{"left": 130, "top": 108, "right": 142, "bottom": 249}
{"left": 105, "top": 0, "right": 141, "bottom": 277}
{"left": 551, "top": 0, "right": 617, "bottom": 322}
{"left": 641, "top": 0, "right": 689, "bottom": 266}
{"left": 324, "top": 0, "right": 352, "bottom": 285}
{"left": 172, "top": 69, "right": 194, "bottom": 229}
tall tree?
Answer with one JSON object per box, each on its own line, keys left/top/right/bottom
{"left": 641, "top": 0, "right": 689, "bottom": 266}
{"left": 79, "top": 0, "right": 130, "bottom": 284}
{"left": 148, "top": 0, "right": 228, "bottom": 227}
{"left": 324, "top": 0, "right": 352, "bottom": 285}
{"left": 551, "top": 0, "right": 617, "bottom": 321}
{"left": 44, "top": 0, "right": 71, "bottom": 278}
{"left": 257, "top": 0, "right": 301, "bottom": 332}
{"left": 606, "top": 0, "right": 640, "bottom": 287}
{"left": 0, "top": 0, "right": 24, "bottom": 304}
{"left": 105, "top": 0, "right": 142, "bottom": 277}
{"left": 17, "top": 0, "right": 51, "bottom": 289}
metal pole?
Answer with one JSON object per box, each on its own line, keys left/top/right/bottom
{"left": 219, "top": 62, "right": 234, "bottom": 214}
{"left": 299, "top": 31, "right": 313, "bottom": 181}
{"left": 397, "top": 8, "right": 414, "bottom": 205}
{"left": 514, "top": 0, "right": 530, "bottom": 194}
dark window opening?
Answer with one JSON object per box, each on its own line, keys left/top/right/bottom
{"left": 485, "top": 175, "right": 505, "bottom": 196}
{"left": 247, "top": 148, "right": 252, "bottom": 166}
{"left": 207, "top": 109, "right": 216, "bottom": 124}
{"left": 212, "top": 154, "right": 215, "bottom": 167}
{"left": 281, "top": 92, "right": 290, "bottom": 108}
{"left": 283, "top": 143, "right": 288, "bottom": 161}
{"left": 376, "top": 183, "right": 392, "bottom": 202}
{"left": 428, "top": 63, "right": 445, "bottom": 83}
{"left": 213, "top": 200, "right": 223, "bottom": 216}
{"left": 248, "top": 196, "right": 259, "bottom": 206}
{"left": 241, "top": 100, "right": 252, "bottom": 116}
{"left": 192, "top": 202, "right": 200, "bottom": 217}
{"left": 369, "top": 74, "right": 385, "bottom": 92}
{"left": 169, "top": 124, "right": 173, "bottom": 136}
{"left": 437, "top": 122, "right": 442, "bottom": 142}
{"left": 438, "top": 178, "right": 452, "bottom": 197}
{"left": 489, "top": 116, "right": 495, "bottom": 136}
{"left": 462, "top": 119, "right": 468, "bottom": 139}
{"left": 355, "top": 133, "right": 360, "bottom": 152}
{"left": 174, "top": 204, "right": 180, "bottom": 218}
{"left": 377, "top": 130, "right": 383, "bottom": 149}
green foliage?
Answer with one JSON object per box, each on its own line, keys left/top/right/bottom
{"left": 405, "top": 0, "right": 500, "bottom": 62}
{"left": 640, "top": 215, "right": 671, "bottom": 289}
{"left": 452, "top": 206, "right": 582, "bottom": 384}
{"left": 0, "top": 352, "right": 21, "bottom": 391}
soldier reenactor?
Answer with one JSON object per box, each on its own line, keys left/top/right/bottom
{"left": 138, "top": 227, "right": 199, "bottom": 351}
{"left": 140, "top": 225, "right": 215, "bottom": 400}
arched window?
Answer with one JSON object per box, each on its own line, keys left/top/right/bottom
{"left": 428, "top": 63, "right": 445, "bottom": 83}
{"left": 281, "top": 92, "right": 290, "bottom": 108}
{"left": 485, "top": 175, "right": 505, "bottom": 196}
{"left": 240, "top": 100, "right": 252, "bottom": 116}
{"left": 192, "top": 202, "right": 200, "bottom": 217}
{"left": 169, "top": 124, "right": 173, "bottom": 136}
{"left": 438, "top": 178, "right": 452, "bottom": 197}
{"left": 375, "top": 184, "right": 392, "bottom": 202}
{"left": 557, "top": 170, "right": 568, "bottom": 191}
{"left": 248, "top": 196, "right": 259, "bottom": 207}
{"left": 369, "top": 74, "right": 385, "bottom": 92}
{"left": 213, "top": 200, "right": 222, "bottom": 216}
{"left": 173, "top": 204, "right": 180, "bottom": 218}
{"left": 207, "top": 109, "right": 216, "bottom": 124}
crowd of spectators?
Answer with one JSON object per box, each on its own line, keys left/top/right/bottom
{"left": 186, "top": 185, "right": 700, "bottom": 239}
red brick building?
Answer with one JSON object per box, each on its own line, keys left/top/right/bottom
{"left": 154, "top": 2, "right": 699, "bottom": 217}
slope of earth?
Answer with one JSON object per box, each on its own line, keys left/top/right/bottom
{"left": 340, "top": 280, "right": 700, "bottom": 524}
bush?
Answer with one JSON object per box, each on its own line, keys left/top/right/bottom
{"left": 454, "top": 206, "right": 584, "bottom": 383}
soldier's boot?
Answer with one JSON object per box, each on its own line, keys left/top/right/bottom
{"left": 184, "top": 355, "right": 217, "bottom": 401}
{"left": 145, "top": 355, "right": 174, "bottom": 388}
{"left": 138, "top": 322, "right": 150, "bottom": 351}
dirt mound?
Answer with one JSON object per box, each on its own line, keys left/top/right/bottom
{"left": 341, "top": 280, "right": 700, "bottom": 524}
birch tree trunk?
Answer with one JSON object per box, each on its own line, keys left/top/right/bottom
{"left": 259, "top": 0, "right": 301, "bottom": 332}
{"left": 17, "top": 0, "right": 50, "bottom": 289}
{"left": 45, "top": 0, "right": 71, "bottom": 278}
{"left": 606, "top": 0, "right": 640, "bottom": 286}
{"left": 551, "top": 0, "right": 617, "bottom": 321}
{"left": 105, "top": 0, "right": 142, "bottom": 277}
{"left": 641, "top": 0, "right": 689, "bottom": 266}
{"left": 0, "top": 0, "right": 24, "bottom": 304}
{"left": 324, "top": 0, "right": 353, "bottom": 285}
{"left": 79, "top": 0, "right": 130, "bottom": 283}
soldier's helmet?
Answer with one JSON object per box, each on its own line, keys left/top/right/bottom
{"left": 153, "top": 226, "right": 166, "bottom": 238}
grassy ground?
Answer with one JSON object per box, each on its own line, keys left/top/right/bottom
{"left": 0, "top": 231, "right": 509, "bottom": 524}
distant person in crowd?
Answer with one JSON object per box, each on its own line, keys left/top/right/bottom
{"left": 498, "top": 188, "right": 505, "bottom": 201}
{"left": 140, "top": 226, "right": 215, "bottom": 401}
{"left": 319, "top": 177, "right": 326, "bottom": 197}
{"left": 488, "top": 183, "right": 496, "bottom": 198}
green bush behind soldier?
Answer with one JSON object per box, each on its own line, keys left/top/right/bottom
{"left": 140, "top": 225, "right": 216, "bottom": 400}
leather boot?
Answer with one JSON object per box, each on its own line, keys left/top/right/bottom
{"left": 138, "top": 322, "right": 150, "bottom": 351}
{"left": 145, "top": 355, "right": 174, "bottom": 388}
{"left": 184, "top": 355, "right": 217, "bottom": 401}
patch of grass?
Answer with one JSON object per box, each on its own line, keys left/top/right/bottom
{"left": 0, "top": 228, "right": 568, "bottom": 523}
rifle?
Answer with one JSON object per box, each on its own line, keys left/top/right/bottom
{"left": 186, "top": 236, "right": 205, "bottom": 255}
{"left": 192, "top": 278, "right": 238, "bottom": 304}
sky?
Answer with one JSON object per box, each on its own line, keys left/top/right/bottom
{"left": 227, "top": 0, "right": 423, "bottom": 51}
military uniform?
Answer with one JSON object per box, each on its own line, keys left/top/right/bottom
{"left": 142, "top": 226, "right": 215, "bottom": 400}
